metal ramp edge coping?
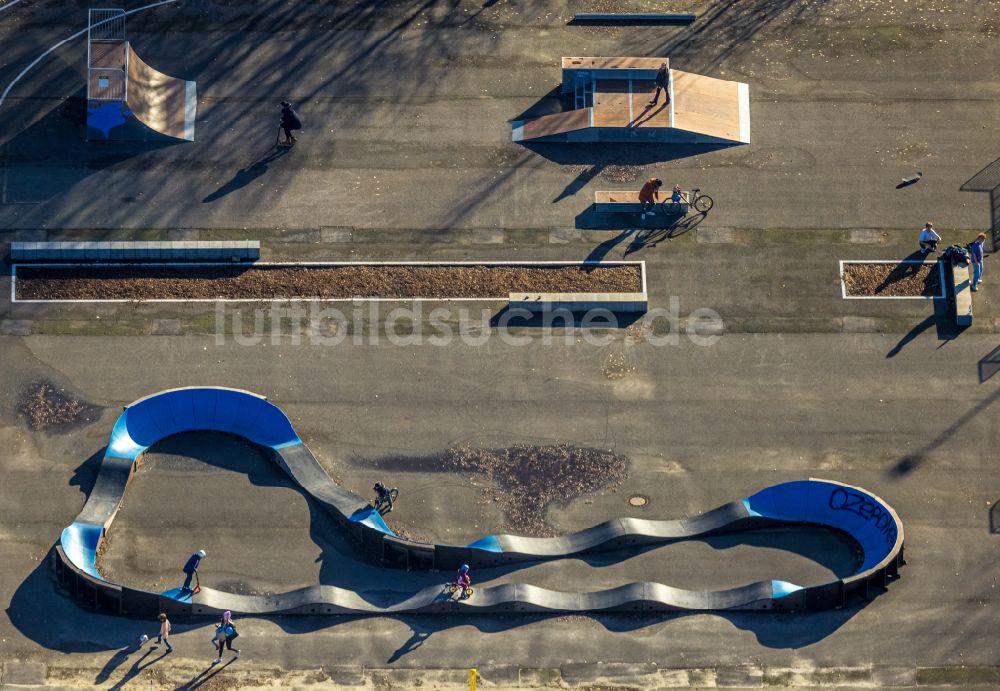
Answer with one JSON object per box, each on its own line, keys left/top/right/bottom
{"left": 57, "top": 386, "right": 905, "bottom": 615}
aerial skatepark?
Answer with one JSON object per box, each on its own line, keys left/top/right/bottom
{"left": 57, "top": 387, "right": 904, "bottom": 618}
{"left": 7, "top": 1, "right": 1000, "bottom": 686}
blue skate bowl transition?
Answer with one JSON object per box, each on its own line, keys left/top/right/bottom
{"left": 56, "top": 387, "right": 905, "bottom": 616}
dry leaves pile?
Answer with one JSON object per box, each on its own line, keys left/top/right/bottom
{"left": 18, "top": 382, "right": 99, "bottom": 431}
{"left": 842, "top": 263, "right": 941, "bottom": 297}
{"left": 442, "top": 444, "right": 629, "bottom": 536}
{"left": 17, "top": 265, "right": 642, "bottom": 301}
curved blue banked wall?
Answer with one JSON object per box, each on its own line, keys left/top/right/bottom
{"left": 56, "top": 387, "right": 905, "bottom": 616}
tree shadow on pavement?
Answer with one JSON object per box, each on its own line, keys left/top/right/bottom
{"left": 647, "top": 0, "right": 831, "bottom": 74}
{"left": 0, "top": 92, "right": 179, "bottom": 207}
{"left": 887, "top": 388, "right": 1000, "bottom": 478}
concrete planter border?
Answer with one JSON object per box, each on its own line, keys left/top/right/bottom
{"left": 11, "top": 260, "right": 647, "bottom": 304}
{"left": 839, "top": 260, "right": 945, "bottom": 300}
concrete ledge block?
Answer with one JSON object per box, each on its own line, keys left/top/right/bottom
{"left": 10, "top": 240, "right": 260, "bottom": 263}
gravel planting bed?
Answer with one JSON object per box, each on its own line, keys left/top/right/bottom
{"left": 16, "top": 264, "right": 643, "bottom": 301}
{"left": 842, "top": 261, "right": 941, "bottom": 297}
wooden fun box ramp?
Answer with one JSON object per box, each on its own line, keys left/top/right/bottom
{"left": 86, "top": 8, "right": 196, "bottom": 142}
{"left": 513, "top": 57, "right": 750, "bottom": 145}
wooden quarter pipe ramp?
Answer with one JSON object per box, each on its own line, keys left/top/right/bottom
{"left": 85, "top": 9, "right": 196, "bottom": 142}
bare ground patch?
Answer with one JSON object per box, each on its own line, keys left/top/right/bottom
{"left": 419, "top": 445, "right": 629, "bottom": 536}
{"left": 842, "top": 261, "right": 941, "bottom": 297}
{"left": 15, "top": 264, "right": 642, "bottom": 301}
{"left": 17, "top": 381, "right": 101, "bottom": 432}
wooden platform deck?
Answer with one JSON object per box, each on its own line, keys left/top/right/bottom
{"left": 591, "top": 80, "right": 671, "bottom": 129}
{"left": 562, "top": 57, "right": 667, "bottom": 71}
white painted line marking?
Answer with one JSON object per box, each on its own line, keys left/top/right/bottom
{"left": 0, "top": 0, "right": 179, "bottom": 110}
{"left": 839, "top": 259, "right": 945, "bottom": 300}
{"left": 0, "top": 0, "right": 28, "bottom": 15}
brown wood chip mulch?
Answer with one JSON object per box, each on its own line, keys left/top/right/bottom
{"left": 16, "top": 264, "right": 643, "bottom": 301}
{"left": 842, "top": 262, "right": 941, "bottom": 297}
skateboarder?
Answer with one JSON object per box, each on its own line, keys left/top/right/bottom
{"left": 279, "top": 101, "right": 301, "bottom": 145}
{"left": 918, "top": 222, "right": 941, "bottom": 253}
{"left": 639, "top": 178, "right": 663, "bottom": 219}
{"left": 181, "top": 549, "right": 205, "bottom": 591}
{"left": 647, "top": 62, "right": 670, "bottom": 106}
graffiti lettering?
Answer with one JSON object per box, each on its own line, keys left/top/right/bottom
{"left": 828, "top": 487, "right": 898, "bottom": 546}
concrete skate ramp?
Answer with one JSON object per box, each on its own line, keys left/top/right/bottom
{"left": 56, "top": 387, "right": 904, "bottom": 616}
{"left": 125, "top": 44, "right": 196, "bottom": 141}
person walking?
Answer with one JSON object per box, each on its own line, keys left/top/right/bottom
{"left": 647, "top": 62, "right": 670, "bottom": 106}
{"left": 639, "top": 178, "right": 662, "bottom": 219}
{"left": 970, "top": 232, "right": 986, "bottom": 291}
{"left": 918, "top": 222, "right": 941, "bottom": 253}
{"left": 138, "top": 613, "right": 173, "bottom": 653}
{"left": 181, "top": 549, "right": 205, "bottom": 592}
{"left": 279, "top": 101, "right": 301, "bottom": 145}
{"left": 212, "top": 610, "right": 240, "bottom": 664}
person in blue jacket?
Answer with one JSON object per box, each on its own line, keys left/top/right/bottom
{"left": 970, "top": 233, "right": 986, "bottom": 291}
{"left": 181, "top": 549, "right": 205, "bottom": 591}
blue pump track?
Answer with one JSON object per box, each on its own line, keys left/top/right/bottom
{"left": 55, "top": 387, "right": 905, "bottom": 616}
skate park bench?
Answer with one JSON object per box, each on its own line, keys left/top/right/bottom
{"left": 11, "top": 241, "right": 260, "bottom": 262}
{"left": 949, "top": 260, "right": 973, "bottom": 326}
{"left": 509, "top": 292, "right": 648, "bottom": 313}
{"left": 594, "top": 191, "right": 689, "bottom": 215}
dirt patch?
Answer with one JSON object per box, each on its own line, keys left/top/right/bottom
{"left": 17, "top": 381, "right": 101, "bottom": 432}
{"left": 842, "top": 261, "right": 941, "bottom": 297}
{"left": 16, "top": 264, "right": 643, "bottom": 301}
{"left": 441, "top": 445, "right": 629, "bottom": 536}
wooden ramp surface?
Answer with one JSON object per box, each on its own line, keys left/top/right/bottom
{"left": 126, "top": 44, "right": 196, "bottom": 141}
{"left": 671, "top": 70, "right": 743, "bottom": 142}
{"left": 519, "top": 108, "right": 590, "bottom": 140}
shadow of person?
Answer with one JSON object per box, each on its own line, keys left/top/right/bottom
{"left": 175, "top": 658, "right": 236, "bottom": 690}
{"left": 202, "top": 146, "right": 290, "bottom": 203}
{"left": 387, "top": 619, "right": 434, "bottom": 663}
{"left": 623, "top": 213, "right": 705, "bottom": 255}
{"left": 94, "top": 646, "right": 132, "bottom": 685}
{"left": 629, "top": 101, "right": 668, "bottom": 128}
{"left": 109, "top": 647, "right": 169, "bottom": 690}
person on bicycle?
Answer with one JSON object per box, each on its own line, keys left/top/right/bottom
{"left": 373, "top": 482, "right": 394, "bottom": 513}
{"left": 639, "top": 178, "right": 662, "bottom": 220}
{"left": 671, "top": 185, "right": 683, "bottom": 203}
{"left": 453, "top": 564, "right": 471, "bottom": 589}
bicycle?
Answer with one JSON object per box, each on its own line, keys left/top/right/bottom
{"left": 373, "top": 487, "right": 399, "bottom": 514}
{"left": 447, "top": 580, "right": 474, "bottom": 598}
{"left": 661, "top": 188, "right": 713, "bottom": 215}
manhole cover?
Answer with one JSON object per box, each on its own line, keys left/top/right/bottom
{"left": 628, "top": 495, "right": 648, "bottom": 507}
